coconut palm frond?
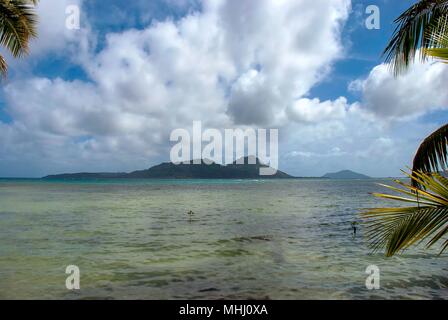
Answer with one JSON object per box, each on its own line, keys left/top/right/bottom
{"left": 424, "top": 15, "right": 448, "bottom": 61}
{"left": 412, "top": 124, "right": 448, "bottom": 188}
{"left": 427, "top": 14, "right": 448, "bottom": 45}
{"left": 426, "top": 47, "right": 448, "bottom": 60}
{"left": 0, "top": 0, "right": 38, "bottom": 78}
{"left": 0, "top": 0, "right": 39, "bottom": 58}
{"left": 383, "top": 0, "right": 448, "bottom": 75}
{"left": 362, "top": 171, "right": 448, "bottom": 256}
{"left": 0, "top": 53, "right": 7, "bottom": 77}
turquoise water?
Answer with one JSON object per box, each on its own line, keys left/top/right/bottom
{"left": 0, "top": 178, "right": 447, "bottom": 300}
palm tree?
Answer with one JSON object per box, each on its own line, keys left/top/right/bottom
{"left": 410, "top": 13, "right": 448, "bottom": 185}
{"left": 362, "top": 171, "right": 448, "bottom": 256}
{"left": 0, "top": 0, "right": 39, "bottom": 77}
{"left": 413, "top": 123, "right": 448, "bottom": 183}
{"left": 383, "top": 0, "right": 448, "bottom": 181}
{"left": 362, "top": 0, "right": 448, "bottom": 256}
{"left": 384, "top": 0, "right": 448, "bottom": 75}
{"left": 424, "top": 15, "right": 448, "bottom": 62}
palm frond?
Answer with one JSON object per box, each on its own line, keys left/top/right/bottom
{"left": 0, "top": 0, "right": 38, "bottom": 77}
{"left": 383, "top": 0, "right": 448, "bottom": 75}
{"left": 427, "top": 13, "right": 448, "bottom": 45}
{"left": 426, "top": 47, "right": 448, "bottom": 60}
{"left": 362, "top": 171, "right": 448, "bottom": 256}
{"left": 412, "top": 124, "right": 448, "bottom": 188}
{"left": 424, "top": 14, "right": 448, "bottom": 61}
{"left": 0, "top": 0, "right": 39, "bottom": 57}
{"left": 0, "top": 53, "right": 7, "bottom": 77}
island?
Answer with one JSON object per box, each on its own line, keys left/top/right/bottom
{"left": 43, "top": 157, "right": 293, "bottom": 180}
{"left": 322, "top": 170, "right": 371, "bottom": 180}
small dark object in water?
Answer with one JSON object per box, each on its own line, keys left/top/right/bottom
{"left": 198, "top": 287, "right": 219, "bottom": 293}
{"left": 351, "top": 221, "right": 358, "bottom": 237}
{"left": 187, "top": 210, "right": 195, "bottom": 223}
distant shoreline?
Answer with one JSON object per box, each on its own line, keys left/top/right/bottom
{"left": 0, "top": 159, "right": 391, "bottom": 181}
{"left": 0, "top": 176, "right": 402, "bottom": 181}
{"left": 37, "top": 159, "right": 376, "bottom": 181}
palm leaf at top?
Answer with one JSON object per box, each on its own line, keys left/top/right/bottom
{"left": 383, "top": 0, "right": 448, "bottom": 75}
{"left": 0, "top": 0, "right": 39, "bottom": 77}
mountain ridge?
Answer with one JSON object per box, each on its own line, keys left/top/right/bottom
{"left": 43, "top": 157, "right": 292, "bottom": 180}
{"left": 322, "top": 170, "right": 371, "bottom": 180}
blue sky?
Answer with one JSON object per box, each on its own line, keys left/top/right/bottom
{"left": 311, "top": 0, "right": 412, "bottom": 100}
{"left": 1, "top": 0, "right": 448, "bottom": 178}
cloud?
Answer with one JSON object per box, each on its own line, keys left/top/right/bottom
{"left": 221, "top": 0, "right": 351, "bottom": 125}
{"left": 350, "top": 59, "right": 448, "bottom": 120}
{"left": 1, "top": 0, "right": 447, "bottom": 178}
{"left": 31, "top": 0, "right": 85, "bottom": 54}
{"left": 0, "top": 0, "right": 353, "bottom": 176}
{"left": 287, "top": 97, "right": 355, "bottom": 123}
{"left": 227, "top": 69, "right": 281, "bottom": 126}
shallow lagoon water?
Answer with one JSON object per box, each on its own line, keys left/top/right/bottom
{"left": 0, "top": 178, "right": 447, "bottom": 299}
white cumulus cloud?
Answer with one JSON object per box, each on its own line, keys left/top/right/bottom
{"left": 350, "top": 59, "right": 448, "bottom": 120}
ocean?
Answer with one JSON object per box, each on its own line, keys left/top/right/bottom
{"left": 0, "top": 178, "right": 447, "bottom": 299}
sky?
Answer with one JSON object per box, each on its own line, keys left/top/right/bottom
{"left": 1, "top": 0, "right": 448, "bottom": 178}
